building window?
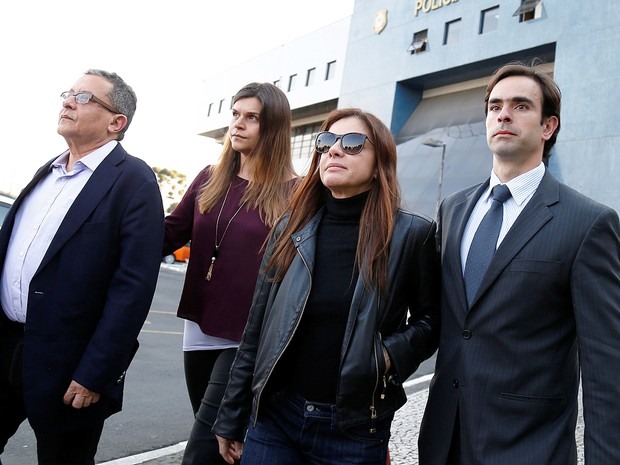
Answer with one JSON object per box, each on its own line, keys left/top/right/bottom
{"left": 207, "top": 103, "right": 213, "bottom": 117}
{"left": 273, "top": 80, "right": 281, "bottom": 88}
{"left": 408, "top": 30, "right": 428, "bottom": 54}
{"left": 218, "top": 99, "right": 225, "bottom": 113}
{"left": 513, "top": 0, "right": 542, "bottom": 22}
{"left": 444, "top": 19, "right": 461, "bottom": 45}
{"left": 480, "top": 6, "right": 500, "bottom": 34}
{"left": 292, "top": 122, "right": 323, "bottom": 160}
{"left": 306, "top": 68, "right": 316, "bottom": 87}
{"left": 325, "top": 61, "right": 336, "bottom": 80}
{"left": 288, "top": 74, "right": 297, "bottom": 92}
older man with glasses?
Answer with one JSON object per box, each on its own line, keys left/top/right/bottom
{"left": 0, "top": 69, "right": 163, "bottom": 465}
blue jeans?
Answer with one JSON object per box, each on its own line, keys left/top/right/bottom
{"left": 241, "top": 390, "right": 391, "bottom": 465}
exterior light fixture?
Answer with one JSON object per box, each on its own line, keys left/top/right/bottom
{"left": 422, "top": 138, "right": 447, "bottom": 219}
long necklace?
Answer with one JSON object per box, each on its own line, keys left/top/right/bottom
{"left": 205, "top": 182, "right": 246, "bottom": 281}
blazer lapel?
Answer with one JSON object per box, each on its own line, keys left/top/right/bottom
{"left": 36, "top": 146, "right": 126, "bottom": 273}
{"left": 470, "top": 171, "right": 559, "bottom": 307}
{"left": 443, "top": 181, "right": 490, "bottom": 311}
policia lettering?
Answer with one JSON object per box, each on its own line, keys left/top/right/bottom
{"left": 415, "top": 0, "right": 460, "bottom": 16}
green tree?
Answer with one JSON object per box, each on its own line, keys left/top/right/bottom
{"left": 152, "top": 167, "right": 188, "bottom": 211}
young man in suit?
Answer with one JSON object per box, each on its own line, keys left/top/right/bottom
{"left": 418, "top": 62, "right": 620, "bottom": 464}
{"left": 0, "top": 69, "right": 164, "bottom": 464}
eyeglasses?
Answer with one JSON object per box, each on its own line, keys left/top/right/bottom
{"left": 60, "top": 91, "right": 120, "bottom": 115}
{"left": 315, "top": 131, "right": 374, "bottom": 155}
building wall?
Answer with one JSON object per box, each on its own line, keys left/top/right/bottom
{"left": 199, "top": 18, "right": 351, "bottom": 138}
{"left": 340, "top": 0, "right": 620, "bottom": 212}
{"left": 551, "top": 4, "right": 620, "bottom": 210}
{"left": 196, "top": 1, "right": 620, "bottom": 213}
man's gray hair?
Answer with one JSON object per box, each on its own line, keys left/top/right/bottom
{"left": 85, "top": 69, "right": 137, "bottom": 141}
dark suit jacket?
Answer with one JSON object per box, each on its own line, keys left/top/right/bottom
{"left": 0, "top": 144, "right": 164, "bottom": 433}
{"left": 418, "top": 170, "right": 620, "bottom": 465}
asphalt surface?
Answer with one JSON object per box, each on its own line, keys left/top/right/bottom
{"left": 101, "top": 378, "right": 585, "bottom": 465}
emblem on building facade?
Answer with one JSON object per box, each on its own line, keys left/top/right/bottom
{"left": 373, "top": 9, "right": 388, "bottom": 34}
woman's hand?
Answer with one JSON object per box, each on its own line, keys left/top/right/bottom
{"left": 216, "top": 434, "right": 243, "bottom": 464}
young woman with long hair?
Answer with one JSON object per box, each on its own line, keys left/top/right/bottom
{"left": 163, "top": 82, "right": 297, "bottom": 464}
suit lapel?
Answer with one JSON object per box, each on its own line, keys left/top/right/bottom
{"left": 36, "top": 146, "right": 126, "bottom": 273}
{"left": 470, "top": 171, "right": 559, "bottom": 307}
{"left": 443, "top": 181, "right": 489, "bottom": 311}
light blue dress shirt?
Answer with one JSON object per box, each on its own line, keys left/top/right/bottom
{"left": 0, "top": 141, "right": 117, "bottom": 322}
{"left": 460, "top": 162, "right": 545, "bottom": 274}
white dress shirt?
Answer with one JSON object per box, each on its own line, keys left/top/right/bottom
{"left": 0, "top": 141, "right": 117, "bottom": 322}
{"left": 460, "top": 162, "right": 545, "bottom": 274}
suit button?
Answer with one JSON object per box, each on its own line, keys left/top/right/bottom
{"left": 462, "top": 329, "right": 472, "bottom": 339}
{"left": 452, "top": 379, "right": 459, "bottom": 388}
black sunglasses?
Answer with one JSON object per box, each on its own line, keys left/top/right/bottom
{"left": 315, "top": 131, "right": 374, "bottom": 155}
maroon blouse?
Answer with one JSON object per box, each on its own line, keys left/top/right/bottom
{"left": 163, "top": 168, "right": 272, "bottom": 342}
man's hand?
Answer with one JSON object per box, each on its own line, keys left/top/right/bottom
{"left": 63, "top": 380, "right": 100, "bottom": 409}
{"left": 216, "top": 434, "right": 243, "bottom": 464}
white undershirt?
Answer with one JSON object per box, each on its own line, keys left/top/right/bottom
{"left": 182, "top": 319, "right": 239, "bottom": 351}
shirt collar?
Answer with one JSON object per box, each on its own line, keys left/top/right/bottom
{"left": 488, "top": 162, "right": 545, "bottom": 206}
{"left": 52, "top": 140, "right": 118, "bottom": 174}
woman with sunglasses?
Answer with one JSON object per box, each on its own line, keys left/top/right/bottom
{"left": 163, "top": 82, "right": 297, "bottom": 465}
{"left": 213, "top": 108, "right": 440, "bottom": 465}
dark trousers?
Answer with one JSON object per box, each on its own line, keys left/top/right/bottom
{"left": 0, "top": 321, "right": 104, "bottom": 465}
{"left": 34, "top": 423, "right": 104, "bottom": 465}
{"left": 182, "top": 348, "right": 238, "bottom": 465}
{"left": 0, "top": 320, "right": 26, "bottom": 455}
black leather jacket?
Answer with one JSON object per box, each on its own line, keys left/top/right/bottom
{"left": 213, "top": 207, "right": 440, "bottom": 441}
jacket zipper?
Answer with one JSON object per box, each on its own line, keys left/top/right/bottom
{"left": 369, "top": 295, "right": 389, "bottom": 432}
{"left": 370, "top": 337, "right": 384, "bottom": 433}
{"left": 253, "top": 244, "right": 312, "bottom": 426}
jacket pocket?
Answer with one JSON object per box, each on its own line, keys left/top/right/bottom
{"left": 498, "top": 392, "right": 565, "bottom": 405}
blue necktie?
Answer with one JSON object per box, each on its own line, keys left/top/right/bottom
{"left": 464, "top": 184, "right": 512, "bottom": 306}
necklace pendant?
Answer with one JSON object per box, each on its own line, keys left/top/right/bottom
{"left": 206, "top": 256, "right": 216, "bottom": 281}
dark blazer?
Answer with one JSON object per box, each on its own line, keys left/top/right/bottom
{"left": 0, "top": 144, "right": 164, "bottom": 433}
{"left": 418, "top": 170, "right": 620, "bottom": 465}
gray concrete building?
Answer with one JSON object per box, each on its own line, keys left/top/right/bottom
{"left": 200, "top": 0, "right": 620, "bottom": 217}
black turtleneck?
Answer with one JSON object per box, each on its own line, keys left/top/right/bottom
{"left": 267, "top": 190, "right": 369, "bottom": 403}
